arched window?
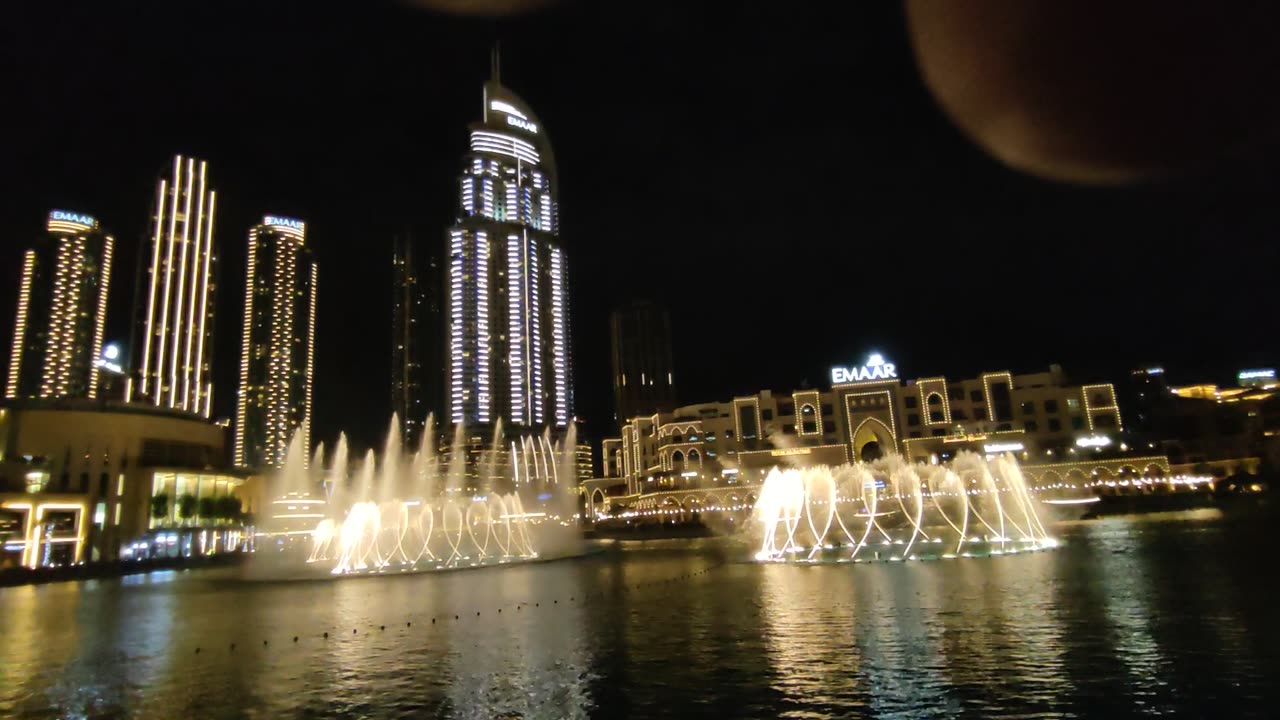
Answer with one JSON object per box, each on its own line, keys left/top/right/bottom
{"left": 800, "top": 404, "right": 818, "bottom": 434}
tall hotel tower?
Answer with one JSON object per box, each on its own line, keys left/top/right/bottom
{"left": 6, "top": 210, "right": 114, "bottom": 399}
{"left": 391, "top": 233, "right": 427, "bottom": 446}
{"left": 234, "top": 216, "right": 317, "bottom": 469}
{"left": 127, "top": 155, "right": 217, "bottom": 417}
{"left": 446, "top": 75, "right": 573, "bottom": 436}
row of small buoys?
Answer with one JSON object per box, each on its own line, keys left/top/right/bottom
{"left": 187, "top": 563, "right": 730, "bottom": 656}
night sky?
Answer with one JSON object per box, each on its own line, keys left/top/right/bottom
{"left": 3, "top": 1, "right": 1277, "bottom": 452}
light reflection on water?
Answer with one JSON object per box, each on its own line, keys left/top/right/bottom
{"left": 1, "top": 512, "right": 1277, "bottom": 719}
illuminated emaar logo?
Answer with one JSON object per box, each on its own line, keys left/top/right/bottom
{"left": 1076, "top": 435, "right": 1111, "bottom": 448}
{"left": 264, "top": 215, "right": 305, "bottom": 232}
{"left": 49, "top": 210, "right": 97, "bottom": 227}
{"left": 831, "top": 353, "right": 898, "bottom": 384}
{"left": 505, "top": 115, "right": 538, "bottom": 134}
{"left": 1239, "top": 368, "right": 1276, "bottom": 381}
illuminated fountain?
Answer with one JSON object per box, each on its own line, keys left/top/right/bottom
{"left": 750, "top": 452, "right": 1056, "bottom": 562}
{"left": 257, "top": 414, "right": 580, "bottom": 576}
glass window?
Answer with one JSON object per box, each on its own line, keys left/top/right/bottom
{"left": 1067, "top": 397, "right": 1081, "bottom": 410}
{"left": 1048, "top": 418, "right": 1062, "bottom": 432}
{"left": 909, "top": 431, "right": 921, "bottom": 438}
{"left": 970, "top": 390, "right": 983, "bottom": 402}
{"left": 949, "top": 387, "right": 964, "bottom": 401}
{"left": 821, "top": 404, "right": 833, "bottom": 416}
{"left": 1071, "top": 415, "right": 1085, "bottom": 430}
{"left": 907, "top": 413, "right": 920, "bottom": 427}
{"left": 953, "top": 409, "right": 968, "bottom": 420}
{"left": 761, "top": 409, "right": 773, "bottom": 421}
{"left": 930, "top": 410, "right": 944, "bottom": 422}
{"left": 927, "top": 393, "right": 942, "bottom": 406}
{"left": 822, "top": 420, "right": 835, "bottom": 434}
{"left": 904, "top": 396, "right": 918, "bottom": 409}
{"left": 1095, "top": 413, "right": 1118, "bottom": 428}
{"left": 1021, "top": 401, "right": 1036, "bottom": 415}
{"left": 931, "top": 429, "right": 947, "bottom": 437}
{"left": 974, "top": 408, "right": 987, "bottom": 420}
{"left": 1025, "top": 420, "right": 1038, "bottom": 432}
{"left": 1045, "top": 399, "right": 1059, "bottom": 414}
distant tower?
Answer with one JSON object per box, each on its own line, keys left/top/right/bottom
{"left": 445, "top": 72, "right": 573, "bottom": 434}
{"left": 610, "top": 300, "right": 676, "bottom": 423}
{"left": 127, "top": 154, "right": 218, "bottom": 416}
{"left": 6, "top": 210, "right": 114, "bottom": 399}
{"left": 391, "top": 232, "right": 427, "bottom": 445}
{"left": 234, "top": 216, "right": 317, "bottom": 469}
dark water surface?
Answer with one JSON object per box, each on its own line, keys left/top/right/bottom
{"left": 2, "top": 509, "right": 1277, "bottom": 719}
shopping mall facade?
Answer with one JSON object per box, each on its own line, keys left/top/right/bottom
{"left": 587, "top": 355, "right": 1177, "bottom": 517}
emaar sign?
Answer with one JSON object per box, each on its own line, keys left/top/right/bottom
{"left": 264, "top": 216, "right": 305, "bottom": 232}
{"left": 505, "top": 115, "right": 538, "bottom": 134}
{"left": 49, "top": 210, "right": 96, "bottom": 227}
{"left": 831, "top": 353, "right": 898, "bottom": 384}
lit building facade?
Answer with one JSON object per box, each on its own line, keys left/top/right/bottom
{"left": 446, "top": 78, "right": 573, "bottom": 437}
{"left": 610, "top": 300, "right": 676, "bottom": 424}
{"left": 0, "top": 400, "right": 247, "bottom": 566}
{"left": 601, "top": 357, "right": 1161, "bottom": 495}
{"left": 6, "top": 211, "right": 114, "bottom": 400}
{"left": 128, "top": 155, "right": 217, "bottom": 417}
{"left": 234, "top": 216, "right": 317, "bottom": 469}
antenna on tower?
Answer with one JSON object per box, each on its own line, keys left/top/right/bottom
{"left": 490, "top": 42, "right": 501, "bottom": 84}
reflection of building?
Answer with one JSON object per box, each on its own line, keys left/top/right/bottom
{"left": 234, "top": 216, "right": 318, "bottom": 470}
{"left": 127, "top": 155, "right": 218, "bottom": 417}
{"left": 445, "top": 72, "right": 573, "bottom": 437}
{"left": 610, "top": 300, "right": 676, "bottom": 424}
{"left": 601, "top": 358, "right": 1149, "bottom": 495}
{"left": 6, "top": 210, "right": 114, "bottom": 400}
{"left": 391, "top": 232, "right": 439, "bottom": 447}
{"left": 0, "top": 400, "right": 249, "bottom": 567}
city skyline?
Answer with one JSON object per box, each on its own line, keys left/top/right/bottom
{"left": 2, "top": 1, "right": 1277, "bottom": 451}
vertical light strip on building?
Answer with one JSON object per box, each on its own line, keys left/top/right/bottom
{"left": 507, "top": 233, "right": 525, "bottom": 424}
{"left": 304, "top": 261, "right": 317, "bottom": 465}
{"left": 194, "top": 189, "right": 216, "bottom": 415}
{"left": 87, "top": 236, "right": 114, "bottom": 399}
{"left": 6, "top": 251, "right": 36, "bottom": 397}
{"left": 234, "top": 229, "right": 258, "bottom": 467}
{"left": 448, "top": 230, "right": 464, "bottom": 424}
{"left": 550, "top": 244, "right": 568, "bottom": 427}
{"left": 166, "top": 156, "right": 196, "bottom": 407}
{"left": 528, "top": 234, "right": 542, "bottom": 425}
{"left": 136, "top": 178, "right": 168, "bottom": 398}
{"left": 475, "top": 231, "right": 490, "bottom": 423}
{"left": 180, "top": 161, "right": 207, "bottom": 410}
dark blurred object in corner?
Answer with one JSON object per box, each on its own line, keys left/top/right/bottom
{"left": 398, "top": 0, "right": 561, "bottom": 17}
{"left": 905, "top": 1, "right": 1280, "bottom": 184}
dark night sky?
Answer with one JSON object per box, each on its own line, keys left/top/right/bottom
{"left": 2, "top": 1, "right": 1277, "bottom": 452}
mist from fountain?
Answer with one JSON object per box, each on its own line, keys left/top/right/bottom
{"left": 751, "top": 451, "right": 1056, "bottom": 562}
{"left": 259, "top": 413, "right": 582, "bottom": 577}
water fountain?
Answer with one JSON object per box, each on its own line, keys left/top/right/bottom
{"left": 750, "top": 452, "right": 1056, "bottom": 562}
{"left": 256, "top": 414, "right": 581, "bottom": 576}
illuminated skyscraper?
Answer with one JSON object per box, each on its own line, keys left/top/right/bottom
{"left": 128, "top": 154, "right": 217, "bottom": 416}
{"left": 6, "top": 210, "right": 114, "bottom": 399}
{"left": 234, "top": 216, "right": 317, "bottom": 469}
{"left": 446, "top": 74, "right": 573, "bottom": 435}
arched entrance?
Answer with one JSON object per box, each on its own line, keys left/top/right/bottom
{"left": 851, "top": 417, "right": 895, "bottom": 463}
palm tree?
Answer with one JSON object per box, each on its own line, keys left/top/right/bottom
{"left": 150, "top": 493, "right": 170, "bottom": 525}
{"left": 178, "top": 493, "right": 198, "bottom": 526}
